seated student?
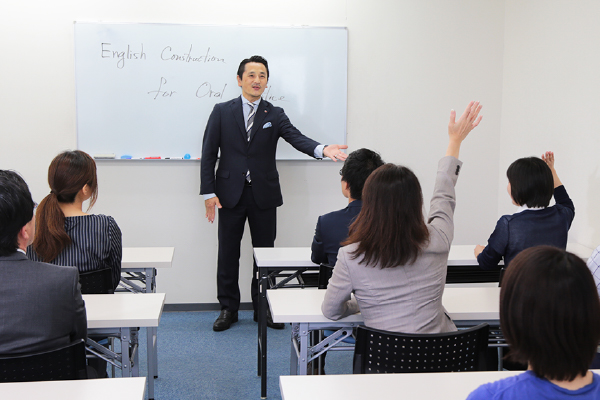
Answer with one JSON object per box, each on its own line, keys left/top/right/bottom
{"left": 587, "top": 244, "right": 600, "bottom": 292}
{"left": 311, "top": 148, "right": 384, "bottom": 267}
{"left": 586, "top": 244, "right": 600, "bottom": 369}
{"left": 28, "top": 150, "right": 122, "bottom": 290}
{"left": 475, "top": 152, "right": 574, "bottom": 270}
{"left": 322, "top": 101, "right": 482, "bottom": 333}
{"left": 467, "top": 246, "right": 600, "bottom": 399}
{"left": 0, "top": 170, "right": 87, "bottom": 356}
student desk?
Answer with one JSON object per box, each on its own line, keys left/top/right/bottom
{"left": 119, "top": 247, "right": 174, "bottom": 386}
{"left": 280, "top": 371, "right": 528, "bottom": 400}
{"left": 268, "top": 287, "right": 501, "bottom": 376}
{"left": 120, "top": 247, "right": 175, "bottom": 294}
{"left": 448, "top": 243, "right": 594, "bottom": 282}
{"left": 0, "top": 377, "right": 147, "bottom": 400}
{"left": 84, "top": 293, "right": 165, "bottom": 400}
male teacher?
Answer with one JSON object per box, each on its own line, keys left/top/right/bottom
{"left": 201, "top": 55, "right": 348, "bottom": 331}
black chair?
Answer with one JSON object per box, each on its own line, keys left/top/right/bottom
{"left": 0, "top": 339, "right": 88, "bottom": 382}
{"left": 317, "top": 264, "right": 334, "bottom": 289}
{"left": 353, "top": 323, "right": 490, "bottom": 374}
{"left": 79, "top": 267, "right": 114, "bottom": 294}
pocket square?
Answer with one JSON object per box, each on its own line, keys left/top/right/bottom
{"left": 263, "top": 122, "right": 272, "bottom": 129}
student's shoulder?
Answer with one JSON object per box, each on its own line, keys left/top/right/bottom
{"left": 88, "top": 214, "right": 117, "bottom": 224}
{"left": 319, "top": 207, "right": 349, "bottom": 224}
{"left": 31, "top": 259, "right": 79, "bottom": 279}
{"left": 467, "top": 372, "right": 533, "bottom": 400}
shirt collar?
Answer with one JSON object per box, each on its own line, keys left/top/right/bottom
{"left": 241, "top": 95, "right": 261, "bottom": 108}
{"left": 516, "top": 204, "right": 546, "bottom": 213}
{"left": 16, "top": 248, "right": 26, "bottom": 254}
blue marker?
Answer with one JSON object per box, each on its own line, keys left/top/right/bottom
{"left": 184, "top": 154, "right": 191, "bottom": 160}
{"left": 121, "top": 155, "right": 132, "bottom": 159}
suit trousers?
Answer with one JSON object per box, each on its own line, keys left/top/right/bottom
{"left": 217, "top": 184, "right": 276, "bottom": 312}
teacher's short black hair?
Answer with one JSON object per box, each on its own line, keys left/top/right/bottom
{"left": 500, "top": 246, "right": 600, "bottom": 381}
{"left": 340, "top": 148, "right": 384, "bottom": 201}
{"left": 0, "top": 170, "right": 35, "bottom": 256}
{"left": 506, "top": 157, "right": 553, "bottom": 207}
{"left": 237, "top": 55, "right": 269, "bottom": 80}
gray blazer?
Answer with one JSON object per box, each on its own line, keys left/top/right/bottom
{"left": 322, "top": 156, "right": 461, "bottom": 333}
{"left": 0, "top": 252, "right": 87, "bottom": 355}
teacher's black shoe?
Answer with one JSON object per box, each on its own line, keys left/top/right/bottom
{"left": 213, "top": 310, "right": 238, "bottom": 332}
{"left": 253, "top": 310, "right": 285, "bottom": 330}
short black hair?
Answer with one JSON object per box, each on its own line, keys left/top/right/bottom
{"left": 0, "top": 170, "right": 35, "bottom": 256}
{"left": 237, "top": 55, "right": 269, "bottom": 81}
{"left": 501, "top": 246, "right": 600, "bottom": 381}
{"left": 506, "top": 157, "right": 554, "bottom": 207}
{"left": 340, "top": 148, "right": 384, "bottom": 200}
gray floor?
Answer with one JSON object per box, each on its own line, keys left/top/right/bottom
{"left": 125, "top": 310, "right": 353, "bottom": 399}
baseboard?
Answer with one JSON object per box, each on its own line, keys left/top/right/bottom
{"left": 163, "top": 302, "right": 254, "bottom": 312}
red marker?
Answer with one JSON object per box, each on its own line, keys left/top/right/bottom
{"left": 144, "top": 157, "right": 161, "bottom": 159}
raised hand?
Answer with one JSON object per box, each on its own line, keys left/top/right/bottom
{"left": 542, "top": 151, "right": 562, "bottom": 188}
{"left": 446, "top": 101, "right": 483, "bottom": 158}
{"left": 541, "top": 151, "right": 555, "bottom": 170}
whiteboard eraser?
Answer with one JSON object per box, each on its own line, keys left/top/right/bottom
{"left": 94, "top": 153, "right": 116, "bottom": 159}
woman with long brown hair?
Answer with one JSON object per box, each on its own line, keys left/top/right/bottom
{"left": 27, "top": 150, "right": 122, "bottom": 290}
{"left": 322, "top": 101, "right": 482, "bottom": 333}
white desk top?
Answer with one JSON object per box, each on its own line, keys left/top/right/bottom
{"left": 254, "top": 247, "right": 317, "bottom": 268}
{"left": 122, "top": 247, "right": 174, "bottom": 269}
{"left": 84, "top": 293, "right": 166, "bottom": 329}
{"left": 280, "top": 371, "right": 520, "bottom": 400}
{"left": 256, "top": 243, "right": 593, "bottom": 269}
{"left": 0, "top": 377, "right": 146, "bottom": 400}
{"left": 268, "top": 287, "right": 500, "bottom": 324}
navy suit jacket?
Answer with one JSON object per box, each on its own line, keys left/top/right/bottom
{"left": 200, "top": 96, "right": 320, "bottom": 210}
{"left": 0, "top": 252, "right": 87, "bottom": 355}
{"left": 311, "top": 200, "right": 362, "bottom": 266}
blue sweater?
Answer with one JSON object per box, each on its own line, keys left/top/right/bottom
{"left": 467, "top": 371, "right": 600, "bottom": 400}
{"left": 477, "top": 185, "right": 574, "bottom": 270}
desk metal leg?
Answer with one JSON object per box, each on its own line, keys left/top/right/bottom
{"left": 290, "top": 324, "right": 299, "bottom": 375}
{"left": 121, "top": 328, "right": 132, "bottom": 377}
{"left": 258, "top": 266, "right": 268, "bottom": 398}
{"left": 298, "top": 323, "right": 309, "bottom": 375}
{"left": 144, "top": 267, "right": 159, "bottom": 382}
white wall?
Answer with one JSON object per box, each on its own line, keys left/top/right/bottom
{"left": 500, "top": 0, "right": 600, "bottom": 248}
{"left": 0, "top": 0, "right": 505, "bottom": 304}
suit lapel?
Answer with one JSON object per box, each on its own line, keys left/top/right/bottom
{"left": 230, "top": 97, "right": 247, "bottom": 143}
{"left": 249, "top": 100, "right": 269, "bottom": 145}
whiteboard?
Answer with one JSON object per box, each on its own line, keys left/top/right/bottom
{"left": 74, "top": 23, "right": 348, "bottom": 160}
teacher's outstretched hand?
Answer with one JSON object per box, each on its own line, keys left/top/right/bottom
{"left": 323, "top": 144, "right": 349, "bottom": 162}
{"left": 205, "top": 196, "right": 222, "bottom": 223}
{"left": 446, "top": 101, "right": 483, "bottom": 159}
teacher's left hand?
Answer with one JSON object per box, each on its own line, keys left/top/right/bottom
{"left": 323, "top": 144, "right": 348, "bottom": 162}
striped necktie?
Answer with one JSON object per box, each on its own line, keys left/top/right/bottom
{"left": 246, "top": 103, "right": 256, "bottom": 141}
{"left": 245, "top": 103, "right": 256, "bottom": 182}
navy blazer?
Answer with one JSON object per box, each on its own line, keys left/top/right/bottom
{"left": 0, "top": 252, "right": 87, "bottom": 355}
{"left": 311, "top": 200, "right": 362, "bottom": 266}
{"left": 200, "top": 97, "right": 320, "bottom": 210}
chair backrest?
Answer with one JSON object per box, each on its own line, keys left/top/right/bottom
{"left": 79, "top": 267, "right": 114, "bottom": 294}
{"left": 353, "top": 323, "right": 490, "bottom": 374}
{"left": 0, "top": 339, "right": 88, "bottom": 382}
{"left": 318, "top": 264, "right": 334, "bottom": 289}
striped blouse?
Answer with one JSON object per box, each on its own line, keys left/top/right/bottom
{"left": 28, "top": 214, "right": 122, "bottom": 289}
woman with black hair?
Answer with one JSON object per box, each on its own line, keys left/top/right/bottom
{"left": 468, "top": 246, "right": 600, "bottom": 399}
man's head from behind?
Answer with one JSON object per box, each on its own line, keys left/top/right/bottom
{"left": 0, "top": 170, "right": 35, "bottom": 256}
{"left": 340, "top": 148, "right": 384, "bottom": 201}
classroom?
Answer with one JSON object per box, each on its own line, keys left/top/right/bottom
{"left": 2, "top": 0, "right": 600, "bottom": 398}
